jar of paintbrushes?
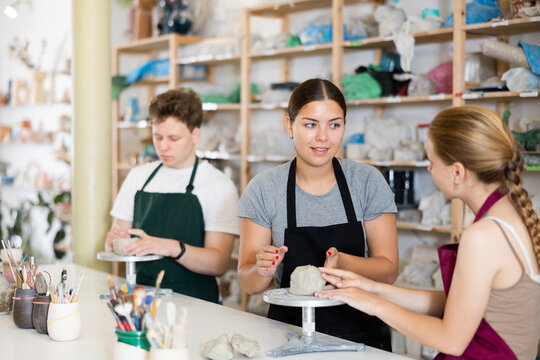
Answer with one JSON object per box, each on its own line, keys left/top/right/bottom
{"left": 47, "top": 266, "right": 85, "bottom": 341}
{"left": 107, "top": 270, "right": 188, "bottom": 360}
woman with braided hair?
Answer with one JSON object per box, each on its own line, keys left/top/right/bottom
{"left": 316, "top": 106, "right": 540, "bottom": 359}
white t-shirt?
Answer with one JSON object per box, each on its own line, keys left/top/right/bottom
{"left": 111, "top": 160, "right": 240, "bottom": 235}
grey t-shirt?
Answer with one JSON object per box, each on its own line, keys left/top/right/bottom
{"left": 237, "top": 159, "right": 397, "bottom": 284}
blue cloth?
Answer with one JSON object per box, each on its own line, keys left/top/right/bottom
{"left": 125, "top": 59, "right": 170, "bottom": 85}
{"left": 519, "top": 41, "right": 540, "bottom": 76}
{"left": 443, "top": 1, "right": 502, "bottom": 27}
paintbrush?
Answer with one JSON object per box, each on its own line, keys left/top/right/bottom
{"left": 106, "top": 276, "right": 118, "bottom": 301}
{"left": 152, "top": 270, "right": 165, "bottom": 318}
{"left": 70, "top": 267, "right": 85, "bottom": 303}
{"left": 133, "top": 285, "right": 145, "bottom": 331}
{"left": 107, "top": 302, "right": 126, "bottom": 331}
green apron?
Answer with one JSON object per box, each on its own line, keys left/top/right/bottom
{"left": 133, "top": 157, "right": 219, "bottom": 303}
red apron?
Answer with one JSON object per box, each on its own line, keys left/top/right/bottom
{"left": 434, "top": 187, "right": 517, "bottom": 360}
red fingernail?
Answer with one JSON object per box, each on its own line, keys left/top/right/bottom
{"left": 327, "top": 251, "right": 332, "bottom": 256}
{"left": 276, "top": 249, "right": 279, "bottom": 254}
{"left": 276, "top": 256, "right": 279, "bottom": 259}
{"left": 272, "top": 261, "right": 275, "bottom": 265}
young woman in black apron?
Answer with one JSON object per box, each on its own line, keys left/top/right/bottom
{"left": 316, "top": 106, "right": 540, "bottom": 359}
{"left": 238, "top": 79, "right": 399, "bottom": 350}
{"left": 106, "top": 89, "right": 238, "bottom": 303}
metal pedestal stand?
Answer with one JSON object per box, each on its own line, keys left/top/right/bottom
{"left": 96, "top": 251, "right": 172, "bottom": 296}
{"left": 263, "top": 288, "right": 365, "bottom": 357}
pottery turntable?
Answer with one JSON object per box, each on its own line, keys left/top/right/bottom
{"left": 263, "top": 288, "right": 365, "bottom": 357}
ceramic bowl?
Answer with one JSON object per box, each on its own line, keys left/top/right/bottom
{"left": 113, "top": 237, "right": 140, "bottom": 256}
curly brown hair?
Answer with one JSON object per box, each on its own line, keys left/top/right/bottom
{"left": 429, "top": 106, "right": 540, "bottom": 265}
{"left": 148, "top": 88, "right": 202, "bottom": 131}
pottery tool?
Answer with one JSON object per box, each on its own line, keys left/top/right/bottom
{"left": 165, "top": 302, "right": 176, "bottom": 348}
{"left": 152, "top": 270, "right": 165, "bottom": 318}
{"left": 35, "top": 273, "right": 48, "bottom": 295}
{"left": 60, "top": 267, "right": 67, "bottom": 294}
{"left": 144, "top": 312, "right": 164, "bottom": 348}
{"left": 58, "top": 283, "right": 64, "bottom": 304}
{"left": 106, "top": 276, "right": 118, "bottom": 301}
{"left": 70, "top": 268, "right": 85, "bottom": 303}
{"left": 172, "top": 307, "right": 188, "bottom": 349}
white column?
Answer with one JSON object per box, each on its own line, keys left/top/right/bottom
{"left": 72, "top": 0, "right": 111, "bottom": 271}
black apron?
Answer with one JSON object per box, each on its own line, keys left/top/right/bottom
{"left": 267, "top": 158, "right": 391, "bottom": 350}
{"left": 133, "top": 157, "right": 219, "bottom": 303}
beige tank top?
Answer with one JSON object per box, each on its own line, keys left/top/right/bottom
{"left": 483, "top": 217, "right": 540, "bottom": 360}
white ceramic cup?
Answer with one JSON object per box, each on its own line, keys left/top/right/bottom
{"left": 113, "top": 341, "right": 149, "bottom": 360}
{"left": 113, "top": 237, "right": 140, "bottom": 256}
{"left": 47, "top": 301, "right": 82, "bottom": 341}
{"left": 150, "top": 347, "right": 189, "bottom": 360}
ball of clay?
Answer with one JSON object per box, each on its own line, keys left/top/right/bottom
{"left": 289, "top": 265, "right": 326, "bottom": 295}
{"left": 231, "top": 333, "right": 260, "bottom": 358}
{"left": 202, "top": 333, "right": 233, "bottom": 360}
{"left": 112, "top": 237, "right": 140, "bottom": 256}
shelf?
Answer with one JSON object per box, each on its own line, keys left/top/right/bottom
{"left": 202, "top": 103, "right": 241, "bottom": 111}
{"left": 344, "top": 28, "right": 454, "bottom": 50}
{"left": 0, "top": 141, "right": 53, "bottom": 146}
{"left": 397, "top": 221, "right": 451, "bottom": 234}
{"left": 117, "top": 120, "right": 151, "bottom": 129}
{"left": 177, "top": 54, "right": 241, "bottom": 66}
{"left": 196, "top": 150, "right": 240, "bottom": 161}
{"left": 248, "top": 0, "right": 368, "bottom": 16}
{"left": 0, "top": 103, "right": 71, "bottom": 110}
{"left": 247, "top": 154, "right": 293, "bottom": 163}
{"left": 115, "top": 34, "right": 203, "bottom": 53}
{"left": 249, "top": 102, "right": 288, "bottom": 110}
{"left": 0, "top": 184, "right": 59, "bottom": 192}
{"left": 357, "top": 160, "right": 430, "bottom": 168}
{"left": 465, "top": 17, "right": 540, "bottom": 36}
{"left": 347, "top": 94, "right": 452, "bottom": 106}
{"left": 250, "top": 43, "right": 333, "bottom": 60}
{"left": 131, "top": 77, "right": 170, "bottom": 86}
{"left": 460, "top": 90, "right": 539, "bottom": 100}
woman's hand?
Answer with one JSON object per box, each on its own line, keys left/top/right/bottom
{"left": 315, "top": 286, "right": 380, "bottom": 316}
{"left": 123, "top": 229, "right": 179, "bottom": 257}
{"left": 317, "top": 267, "right": 376, "bottom": 292}
{"left": 324, "top": 247, "right": 339, "bottom": 268}
{"left": 255, "top": 245, "right": 288, "bottom": 276}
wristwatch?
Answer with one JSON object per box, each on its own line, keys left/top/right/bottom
{"left": 174, "top": 241, "right": 186, "bottom": 260}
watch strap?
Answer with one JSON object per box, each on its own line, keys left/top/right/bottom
{"left": 174, "top": 241, "right": 186, "bottom": 260}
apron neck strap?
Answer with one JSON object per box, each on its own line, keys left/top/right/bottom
{"left": 185, "top": 156, "right": 199, "bottom": 194}
{"left": 286, "top": 158, "right": 357, "bottom": 228}
{"left": 140, "top": 157, "right": 199, "bottom": 193}
{"left": 141, "top": 163, "right": 163, "bottom": 191}
{"left": 473, "top": 186, "right": 507, "bottom": 223}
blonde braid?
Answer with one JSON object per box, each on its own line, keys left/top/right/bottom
{"left": 505, "top": 152, "right": 540, "bottom": 265}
